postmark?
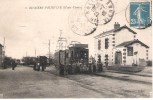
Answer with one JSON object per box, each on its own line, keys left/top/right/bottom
{"left": 68, "top": 9, "right": 97, "bottom": 36}
{"left": 126, "top": 1, "right": 152, "bottom": 29}
{"left": 84, "top": 0, "right": 115, "bottom": 25}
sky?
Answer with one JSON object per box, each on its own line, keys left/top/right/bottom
{"left": 0, "top": 0, "right": 152, "bottom": 59}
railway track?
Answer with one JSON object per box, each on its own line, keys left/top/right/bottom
{"left": 94, "top": 72, "right": 151, "bottom": 85}
{"left": 44, "top": 69, "right": 151, "bottom": 97}
{"left": 44, "top": 70, "right": 125, "bottom": 97}
{"left": 44, "top": 67, "right": 152, "bottom": 85}
{"left": 106, "top": 70, "right": 152, "bottom": 77}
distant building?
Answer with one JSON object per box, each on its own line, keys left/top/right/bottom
{"left": 0, "top": 44, "right": 4, "bottom": 67}
{"left": 94, "top": 22, "right": 149, "bottom": 67}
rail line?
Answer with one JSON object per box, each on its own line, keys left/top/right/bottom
{"left": 93, "top": 73, "right": 151, "bottom": 85}
{"left": 44, "top": 68, "right": 152, "bottom": 85}
{"left": 44, "top": 70, "right": 112, "bottom": 97}
{"left": 44, "top": 70, "right": 125, "bottom": 97}
{"left": 44, "top": 69, "right": 151, "bottom": 97}
{"left": 106, "top": 70, "right": 152, "bottom": 77}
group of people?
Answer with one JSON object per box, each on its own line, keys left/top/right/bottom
{"left": 58, "top": 57, "right": 103, "bottom": 75}
{"left": 33, "top": 62, "right": 46, "bottom": 71}
{"left": 2, "top": 59, "right": 17, "bottom": 70}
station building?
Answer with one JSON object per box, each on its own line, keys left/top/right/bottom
{"left": 94, "top": 22, "right": 149, "bottom": 67}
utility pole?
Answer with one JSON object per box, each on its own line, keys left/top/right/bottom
{"left": 3, "top": 37, "right": 5, "bottom": 56}
{"left": 42, "top": 40, "right": 51, "bottom": 64}
{"left": 3, "top": 37, "right": 5, "bottom": 50}
{"left": 26, "top": 51, "right": 27, "bottom": 57}
{"left": 3, "top": 37, "right": 5, "bottom": 51}
{"left": 49, "top": 40, "right": 50, "bottom": 65}
{"left": 35, "top": 48, "right": 36, "bottom": 57}
{"left": 2, "top": 37, "right": 5, "bottom": 67}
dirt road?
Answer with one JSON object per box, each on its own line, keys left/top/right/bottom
{"left": 0, "top": 65, "right": 152, "bottom": 98}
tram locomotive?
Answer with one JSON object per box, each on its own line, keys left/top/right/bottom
{"left": 54, "top": 43, "right": 103, "bottom": 75}
{"left": 33, "top": 56, "right": 48, "bottom": 71}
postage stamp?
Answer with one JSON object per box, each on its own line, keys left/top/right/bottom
{"left": 130, "top": 2, "right": 151, "bottom": 28}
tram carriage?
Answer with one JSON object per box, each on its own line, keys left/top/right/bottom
{"left": 33, "top": 56, "right": 48, "bottom": 71}
{"left": 54, "top": 43, "right": 103, "bottom": 75}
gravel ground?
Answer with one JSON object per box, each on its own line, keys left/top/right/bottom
{"left": 140, "top": 67, "right": 152, "bottom": 74}
{"left": 65, "top": 74, "right": 152, "bottom": 98}
{"left": 0, "top": 65, "right": 152, "bottom": 98}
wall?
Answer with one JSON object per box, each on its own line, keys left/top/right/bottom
{"left": 94, "top": 34, "right": 114, "bottom": 66}
{"left": 115, "top": 29, "right": 135, "bottom": 46}
{"left": 126, "top": 43, "right": 147, "bottom": 66}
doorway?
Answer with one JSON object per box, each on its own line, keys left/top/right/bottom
{"left": 115, "top": 51, "right": 122, "bottom": 64}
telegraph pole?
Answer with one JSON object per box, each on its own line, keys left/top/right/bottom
{"left": 42, "top": 40, "right": 51, "bottom": 64}
{"left": 35, "top": 48, "right": 36, "bottom": 57}
{"left": 3, "top": 37, "right": 5, "bottom": 50}
{"left": 26, "top": 51, "right": 27, "bottom": 57}
{"left": 3, "top": 37, "right": 5, "bottom": 53}
{"left": 49, "top": 40, "right": 50, "bottom": 65}
{"left": 2, "top": 37, "right": 5, "bottom": 67}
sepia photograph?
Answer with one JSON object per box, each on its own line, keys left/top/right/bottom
{"left": 0, "top": 0, "right": 152, "bottom": 98}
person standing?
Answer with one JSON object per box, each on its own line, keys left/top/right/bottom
{"left": 12, "top": 60, "right": 17, "bottom": 70}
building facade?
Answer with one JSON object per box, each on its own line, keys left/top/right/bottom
{"left": 94, "top": 22, "right": 149, "bottom": 67}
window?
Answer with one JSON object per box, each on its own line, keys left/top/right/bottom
{"left": 66, "top": 53, "right": 69, "bottom": 58}
{"left": 97, "top": 55, "right": 101, "bottom": 62}
{"left": 127, "top": 47, "right": 133, "bottom": 56}
{"left": 98, "top": 40, "right": 101, "bottom": 50}
{"left": 105, "top": 54, "right": 109, "bottom": 60}
{"left": 105, "top": 38, "right": 109, "bottom": 49}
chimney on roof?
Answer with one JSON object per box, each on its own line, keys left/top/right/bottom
{"left": 114, "top": 22, "right": 120, "bottom": 30}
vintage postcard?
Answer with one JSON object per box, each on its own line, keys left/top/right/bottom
{"left": 0, "top": 0, "right": 152, "bottom": 98}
